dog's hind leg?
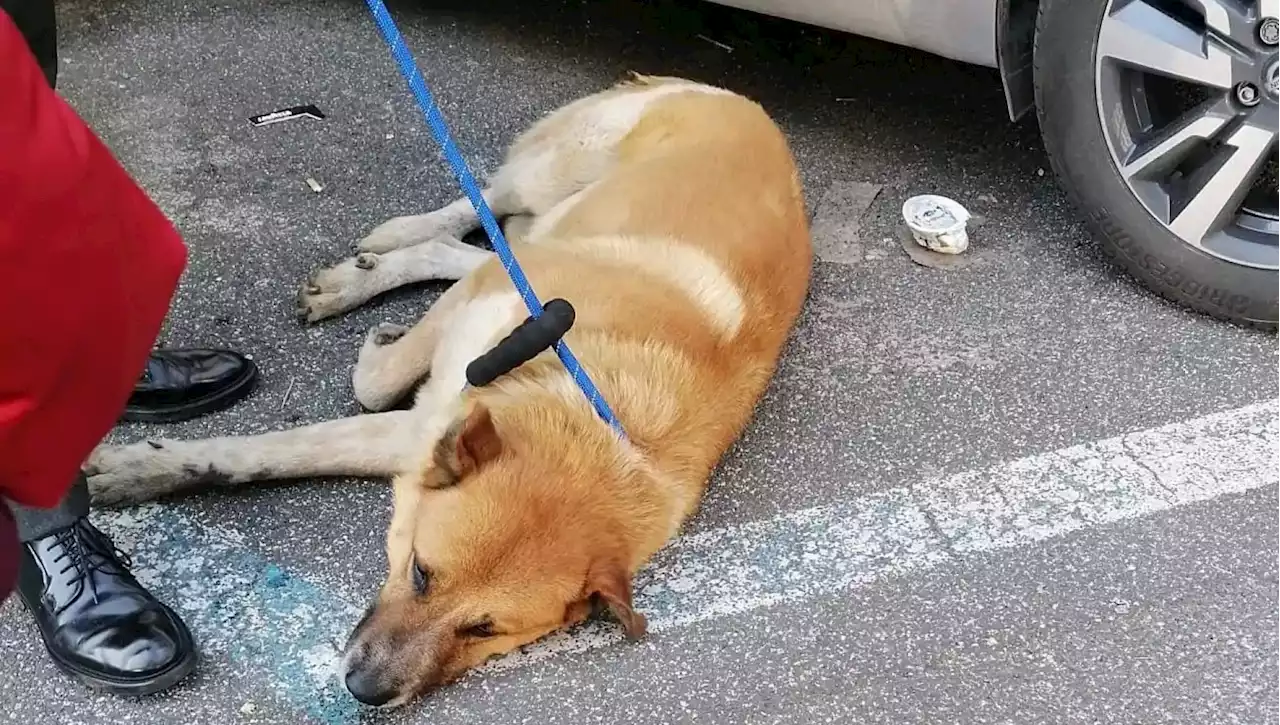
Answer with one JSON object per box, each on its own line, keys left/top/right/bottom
{"left": 84, "top": 410, "right": 432, "bottom": 505}
{"left": 355, "top": 82, "right": 682, "bottom": 255}
{"left": 355, "top": 188, "right": 520, "bottom": 254}
{"left": 297, "top": 234, "right": 491, "bottom": 323}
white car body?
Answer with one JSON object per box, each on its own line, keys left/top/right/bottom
{"left": 704, "top": 0, "right": 1039, "bottom": 120}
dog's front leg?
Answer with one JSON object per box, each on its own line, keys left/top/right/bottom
{"left": 84, "top": 410, "right": 429, "bottom": 505}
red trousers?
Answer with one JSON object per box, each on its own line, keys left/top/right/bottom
{"left": 0, "top": 10, "right": 187, "bottom": 593}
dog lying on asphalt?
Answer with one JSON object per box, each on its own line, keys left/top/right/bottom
{"left": 85, "top": 73, "right": 812, "bottom": 707}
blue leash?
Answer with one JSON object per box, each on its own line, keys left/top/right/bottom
{"left": 362, "top": 0, "right": 624, "bottom": 436}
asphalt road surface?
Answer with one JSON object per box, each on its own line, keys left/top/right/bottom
{"left": 1, "top": 0, "right": 1276, "bottom": 723}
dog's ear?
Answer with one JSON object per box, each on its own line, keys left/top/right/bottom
{"left": 586, "top": 559, "right": 647, "bottom": 640}
{"left": 428, "top": 403, "right": 502, "bottom": 487}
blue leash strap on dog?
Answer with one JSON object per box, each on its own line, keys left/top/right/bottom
{"left": 361, "top": 0, "right": 625, "bottom": 436}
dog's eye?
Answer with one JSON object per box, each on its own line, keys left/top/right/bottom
{"left": 412, "top": 560, "right": 431, "bottom": 595}
{"left": 459, "top": 619, "right": 496, "bottom": 639}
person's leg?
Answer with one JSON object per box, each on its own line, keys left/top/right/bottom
{"left": 12, "top": 474, "right": 198, "bottom": 695}
{"left": 1, "top": 0, "right": 208, "bottom": 696}
{"left": 10, "top": 476, "right": 89, "bottom": 541}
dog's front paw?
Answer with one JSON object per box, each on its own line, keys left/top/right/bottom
{"left": 367, "top": 321, "right": 410, "bottom": 347}
{"left": 353, "top": 322, "right": 412, "bottom": 411}
{"left": 84, "top": 441, "right": 197, "bottom": 506}
{"left": 296, "top": 253, "right": 382, "bottom": 323}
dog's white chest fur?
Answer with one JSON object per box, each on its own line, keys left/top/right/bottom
{"left": 425, "top": 292, "right": 523, "bottom": 401}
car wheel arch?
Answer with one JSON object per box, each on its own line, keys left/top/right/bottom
{"left": 996, "top": 0, "right": 1042, "bottom": 121}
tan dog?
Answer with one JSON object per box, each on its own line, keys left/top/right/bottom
{"left": 84, "top": 74, "right": 811, "bottom": 707}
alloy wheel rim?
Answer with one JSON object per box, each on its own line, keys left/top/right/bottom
{"left": 1094, "top": 0, "right": 1279, "bottom": 271}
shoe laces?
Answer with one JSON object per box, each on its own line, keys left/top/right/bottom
{"left": 49, "top": 519, "right": 133, "bottom": 587}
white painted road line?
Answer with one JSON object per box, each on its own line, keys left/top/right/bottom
{"left": 91, "top": 399, "right": 1277, "bottom": 716}
{"left": 487, "top": 399, "right": 1278, "bottom": 672}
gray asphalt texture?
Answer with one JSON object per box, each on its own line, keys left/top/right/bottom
{"left": 1, "top": 0, "right": 1276, "bottom": 722}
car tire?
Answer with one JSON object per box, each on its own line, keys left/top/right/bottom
{"left": 1033, "top": 0, "right": 1278, "bottom": 331}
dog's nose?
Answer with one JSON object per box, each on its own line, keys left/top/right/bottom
{"left": 344, "top": 667, "right": 396, "bottom": 707}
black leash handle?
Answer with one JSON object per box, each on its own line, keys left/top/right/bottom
{"left": 466, "top": 298, "right": 576, "bottom": 387}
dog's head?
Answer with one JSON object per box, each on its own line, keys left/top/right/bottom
{"left": 339, "top": 402, "right": 647, "bottom": 707}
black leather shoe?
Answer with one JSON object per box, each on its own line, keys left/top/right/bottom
{"left": 16, "top": 518, "right": 197, "bottom": 695}
{"left": 122, "top": 348, "right": 258, "bottom": 423}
